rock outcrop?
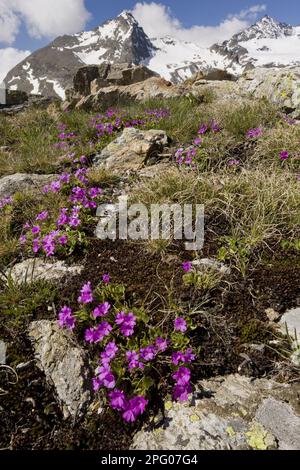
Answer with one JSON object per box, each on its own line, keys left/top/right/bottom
{"left": 0, "top": 173, "right": 57, "bottom": 199}
{"left": 93, "top": 128, "right": 170, "bottom": 173}
{"left": 28, "top": 320, "right": 92, "bottom": 419}
{"left": 132, "top": 374, "right": 300, "bottom": 450}
{"left": 4, "top": 259, "right": 83, "bottom": 285}
{"left": 64, "top": 62, "right": 183, "bottom": 111}
{"left": 237, "top": 67, "right": 300, "bottom": 117}
{"left": 71, "top": 63, "right": 158, "bottom": 97}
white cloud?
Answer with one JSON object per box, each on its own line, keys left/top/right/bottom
{"left": 131, "top": 2, "right": 267, "bottom": 46}
{"left": 0, "top": 0, "right": 91, "bottom": 45}
{"left": 0, "top": 1, "right": 21, "bottom": 43}
{"left": 0, "top": 47, "right": 30, "bottom": 82}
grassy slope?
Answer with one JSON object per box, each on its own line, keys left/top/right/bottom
{"left": 0, "top": 96, "right": 299, "bottom": 449}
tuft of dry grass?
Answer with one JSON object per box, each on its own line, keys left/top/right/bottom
{"left": 131, "top": 167, "right": 300, "bottom": 273}
{"left": 253, "top": 121, "right": 300, "bottom": 171}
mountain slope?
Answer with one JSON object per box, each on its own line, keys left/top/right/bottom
{"left": 4, "top": 13, "right": 300, "bottom": 99}
{"left": 4, "top": 12, "right": 154, "bottom": 99}
{"left": 211, "top": 15, "right": 300, "bottom": 70}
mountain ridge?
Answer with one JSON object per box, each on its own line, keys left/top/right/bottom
{"left": 4, "top": 12, "right": 300, "bottom": 99}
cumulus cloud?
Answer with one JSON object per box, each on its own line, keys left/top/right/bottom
{"left": 0, "top": 0, "right": 91, "bottom": 44}
{"left": 131, "top": 2, "right": 267, "bottom": 46}
{"left": 0, "top": 47, "right": 30, "bottom": 82}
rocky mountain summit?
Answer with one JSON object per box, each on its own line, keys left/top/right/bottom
{"left": 4, "top": 12, "right": 300, "bottom": 99}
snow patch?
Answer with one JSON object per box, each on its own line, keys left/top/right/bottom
{"left": 74, "top": 48, "right": 107, "bottom": 65}
{"left": 27, "top": 68, "right": 41, "bottom": 94}
{"left": 8, "top": 76, "right": 21, "bottom": 83}
{"left": 46, "top": 79, "right": 65, "bottom": 99}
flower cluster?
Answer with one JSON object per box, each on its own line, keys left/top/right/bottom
{"left": 19, "top": 155, "right": 103, "bottom": 257}
{"left": 89, "top": 108, "right": 170, "bottom": 140}
{"left": 0, "top": 196, "right": 13, "bottom": 211}
{"left": 175, "top": 120, "right": 220, "bottom": 168}
{"left": 58, "top": 276, "right": 196, "bottom": 422}
{"left": 246, "top": 127, "right": 263, "bottom": 139}
{"left": 19, "top": 106, "right": 171, "bottom": 258}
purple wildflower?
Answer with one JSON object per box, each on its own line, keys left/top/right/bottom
{"left": 89, "top": 187, "right": 102, "bottom": 199}
{"left": 227, "top": 159, "right": 240, "bottom": 167}
{"left": 174, "top": 317, "right": 187, "bottom": 333}
{"left": 140, "top": 345, "right": 156, "bottom": 361}
{"left": 33, "top": 238, "right": 40, "bottom": 253}
{"left": 184, "top": 348, "right": 196, "bottom": 363}
{"left": 109, "top": 389, "right": 127, "bottom": 411}
{"left": 126, "top": 350, "right": 140, "bottom": 370}
{"left": 279, "top": 151, "right": 289, "bottom": 161}
{"left": 78, "top": 282, "right": 94, "bottom": 304}
{"left": 93, "top": 302, "right": 111, "bottom": 318}
{"left": 247, "top": 127, "right": 262, "bottom": 138}
{"left": 35, "top": 210, "right": 48, "bottom": 221}
{"left": 173, "top": 383, "right": 192, "bottom": 401}
{"left": 172, "top": 351, "right": 186, "bottom": 365}
{"left": 155, "top": 337, "right": 168, "bottom": 352}
{"left": 198, "top": 124, "right": 209, "bottom": 135}
{"left": 102, "top": 273, "right": 110, "bottom": 284}
{"left": 84, "top": 322, "right": 112, "bottom": 344}
{"left": 58, "top": 306, "right": 75, "bottom": 330}
{"left": 172, "top": 366, "right": 191, "bottom": 386}
{"left": 119, "top": 312, "right": 136, "bottom": 337}
{"left": 58, "top": 235, "right": 68, "bottom": 246}
{"left": 19, "top": 234, "right": 27, "bottom": 245}
{"left": 122, "top": 396, "right": 148, "bottom": 422}
{"left": 31, "top": 225, "right": 41, "bottom": 235}
{"left": 182, "top": 261, "right": 192, "bottom": 273}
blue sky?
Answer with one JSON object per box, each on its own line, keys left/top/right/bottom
{"left": 1, "top": 0, "right": 300, "bottom": 81}
{"left": 15, "top": 0, "right": 300, "bottom": 51}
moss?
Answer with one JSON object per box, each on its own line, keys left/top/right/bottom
{"left": 239, "top": 319, "right": 270, "bottom": 344}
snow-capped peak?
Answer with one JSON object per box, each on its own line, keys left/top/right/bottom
{"left": 233, "top": 15, "right": 293, "bottom": 42}
{"left": 118, "top": 10, "right": 139, "bottom": 25}
{"left": 4, "top": 13, "right": 300, "bottom": 99}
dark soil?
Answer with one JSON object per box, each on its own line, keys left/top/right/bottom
{"left": 1, "top": 237, "right": 299, "bottom": 450}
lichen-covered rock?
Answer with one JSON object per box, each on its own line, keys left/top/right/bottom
{"left": 94, "top": 128, "right": 169, "bottom": 172}
{"left": 73, "top": 77, "right": 183, "bottom": 111}
{"left": 0, "top": 173, "right": 57, "bottom": 200}
{"left": 0, "top": 340, "right": 7, "bottom": 365}
{"left": 28, "top": 320, "right": 92, "bottom": 419}
{"left": 72, "top": 63, "right": 158, "bottom": 97}
{"left": 279, "top": 307, "right": 300, "bottom": 339}
{"left": 4, "top": 258, "right": 83, "bottom": 284}
{"left": 192, "top": 258, "right": 231, "bottom": 275}
{"left": 238, "top": 67, "right": 300, "bottom": 117}
{"left": 132, "top": 374, "right": 300, "bottom": 450}
{"left": 184, "top": 69, "right": 235, "bottom": 85}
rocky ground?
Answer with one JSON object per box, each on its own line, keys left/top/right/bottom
{"left": 0, "top": 64, "right": 300, "bottom": 450}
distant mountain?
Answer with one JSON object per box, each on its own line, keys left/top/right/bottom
{"left": 211, "top": 15, "right": 300, "bottom": 71}
{"left": 4, "top": 13, "right": 300, "bottom": 99}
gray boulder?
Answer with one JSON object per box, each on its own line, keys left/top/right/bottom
{"left": 67, "top": 76, "right": 183, "bottom": 111}
{"left": 0, "top": 173, "right": 57, "bottom": 200}
{"left": 132, "top": 374, "right": 300, "bottom": 450}
{"left": 279, "top": 307, "right": 300, "bottom": 340}
{"left": 0, "top": 340, "right": 7, "bottom": 365}
{"left": 28, "top": 320, "right": 92, "bottom": 419}
{"left": 4, "top": 258, "right": 83, "bottom": 285}
{"left": 237, "top": 67, "right": 300, "bottom": 117}
{"left": 94, "top": 127, "right": 169, "bottom": 173}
